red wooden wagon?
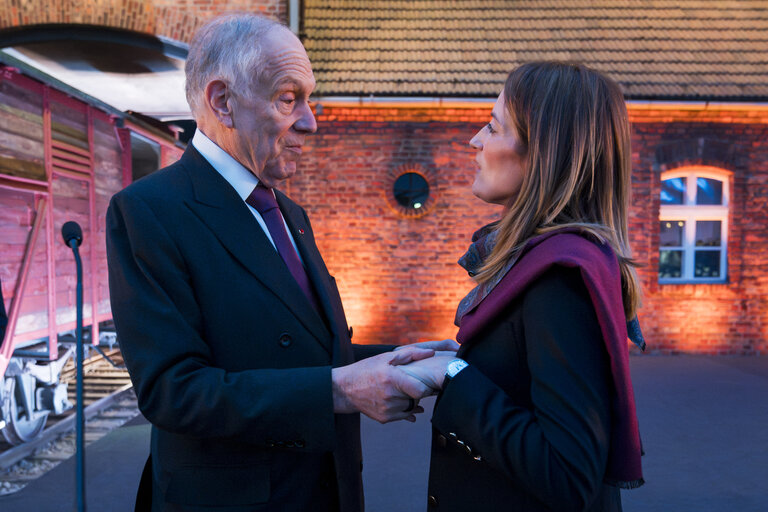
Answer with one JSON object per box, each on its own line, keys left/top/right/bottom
{"left": 0, "top": 60, "right": 183, "bottom": 444}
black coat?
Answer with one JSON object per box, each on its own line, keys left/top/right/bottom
{"left": 428, "top": 267, "right": 622, "bottom": 512}
{"left": 107, "top": 145, "right": 380, "bottom": 512}
{"left": 0, "top": 277, "right": 6, "bottom": 342}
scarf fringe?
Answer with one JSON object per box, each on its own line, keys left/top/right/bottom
{"left": 604, "top": 477, "right": 645, "bottom": 490}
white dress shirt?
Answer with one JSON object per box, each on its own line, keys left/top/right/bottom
{"left": 191, "top": 129, "right": 303, "bottom": 261}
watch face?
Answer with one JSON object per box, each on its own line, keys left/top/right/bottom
{"left": 447, "top": 359, "right": 468, "bottom": 377}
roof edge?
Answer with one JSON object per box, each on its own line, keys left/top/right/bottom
{"left": 0, "top": 49, "right": 126, "bottom": 118}
{"left": 314, "top": 96, "right": 494, "bottom": 108}
{"left": 627, "top": 100, "right": 768, "bottom": 111}
{"left": 314, "top": 96, "right": 768, "bottom": 111}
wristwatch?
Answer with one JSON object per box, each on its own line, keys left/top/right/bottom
{"left": 443, "top": 358, "right": 468, "bottom": 387}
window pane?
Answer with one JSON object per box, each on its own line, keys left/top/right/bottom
{"left": 659, "top": 250, "right": 683, "bottom": 278}
{"left": 661, "top": 177, "right": 686, "bottom": 204}
{"left": 660, "top": 220, "right": 685, "bottom": 246}
{"left": 694, "top": 250, "right": 721, "bottom": 278}
{"left": 695, "top": 221, "right": 722, "bottom": 247}
{"left": 393, "top": 172, "right": 430, "bottom": 210}
{"left": 696, "top": 177, "right": 723, "bottom": 205}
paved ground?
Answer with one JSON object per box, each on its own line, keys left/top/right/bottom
{"left": 2, "top": 355, "right": 766, "bottom": 511}
{"left": 361, "top": 355, "right": 768, "bottom": 512}
{"left": 619, "top": 356, "right": 768, "bottom": 512}
{"left": 0, "top": 413, "right": 148, "bottom": 511}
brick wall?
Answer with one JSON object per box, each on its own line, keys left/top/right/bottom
{"left": 289, "top": 105, "right": 768, "bottom": 354}
{"left": 0, "top": 0, "right": 287, "bottom": 42}
{"left": 3, "top": 2, "right": 763, "bottom": 354}
{"left": 289, "top": 106, "right": 499, "bottom": 346}
{"left": 629, "top": 107, "right": 768, "bottom": 355}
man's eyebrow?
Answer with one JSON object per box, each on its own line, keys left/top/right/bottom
{"left": 273, "top": 78, "right": 315, "bottom": 93}
{"left": 273, "top": 79, "right": 299, "bottom": 90}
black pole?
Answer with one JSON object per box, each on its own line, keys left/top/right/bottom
{"left": 72, "top": 241, "right": 85, "bottom": 512}
{"left": 62, "top": 221, "right": 86, "bottom": 512}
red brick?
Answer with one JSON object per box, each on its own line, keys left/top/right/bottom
{"left": 287, "top": 105, "right": 768, "bottom": 355}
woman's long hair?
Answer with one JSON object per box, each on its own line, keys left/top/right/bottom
{"left": 475, "top": 62, "right": 641, "bottom": 319}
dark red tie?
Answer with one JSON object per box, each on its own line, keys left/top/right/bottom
{"left": 246, "top": 184, "right": 320, "bottom": 311}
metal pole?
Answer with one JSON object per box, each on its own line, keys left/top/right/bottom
{"left": 72, "top": 241, "right": 86, "bottom": 512}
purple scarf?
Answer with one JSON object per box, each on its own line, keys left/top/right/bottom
{"left": 456, "top": 229, "right": 644, "bottom": 488}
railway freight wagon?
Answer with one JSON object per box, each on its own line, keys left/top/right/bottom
{"left": 0, "top": 59, "right": 183, "bottom": 445}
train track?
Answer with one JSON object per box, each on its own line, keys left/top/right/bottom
{"left": 0, "top": 348, "right": 139, "bottom": 495}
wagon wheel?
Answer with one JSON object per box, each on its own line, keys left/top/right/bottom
{"left": 1, "top": 376, "right": 49, "bottom": 445}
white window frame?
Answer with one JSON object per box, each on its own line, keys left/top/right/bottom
{"left": 659, "top": 166, "right": 730, "bottom": 284}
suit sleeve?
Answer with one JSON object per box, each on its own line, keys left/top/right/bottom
{"left": 352, "top": 344, "right": 395, "bottom": 361}
{"left": 106, "top": 191, "right": 336, "bottom": 451}
{"left": 431, "top": 267, "right": 612, "bottom": 511}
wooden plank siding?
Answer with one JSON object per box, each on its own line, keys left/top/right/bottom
{"left": 0, "top": 65, "right": 182, "bottom": 381}
{"left": 0, "top": 187, "right": 49, "bottom": 338}
{"left": 0, "top": 80, "right": 45, "bottom": 182}
{"left": 92, "top": 117, "right": 123, "bottom": 317}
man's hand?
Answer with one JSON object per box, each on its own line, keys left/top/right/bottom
{"left": 396, "top": 355, "right": 457, "bottom": 392}
{"left": 332, "top": 346, "right": 436, "bottom": 423}
{"left": 395, "top": 339, "right": 460, "bottom": 352}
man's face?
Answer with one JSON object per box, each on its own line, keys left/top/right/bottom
{"left": 229, "top": 28, "right": 317, "bottom": 188}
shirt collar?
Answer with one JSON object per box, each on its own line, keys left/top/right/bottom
{"left": 191, "top": 129, "right": 260, "bottom": 201}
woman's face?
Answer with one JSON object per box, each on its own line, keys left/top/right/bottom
{"left": 469, "top": 93, "right": 527, "bottom": 205}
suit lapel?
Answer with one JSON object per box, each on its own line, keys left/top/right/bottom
{"left": 179, "top": 146, "right": 332, "bottom": 354}
{"left": 276, "top": 193, "right": 349, "bottom": 362}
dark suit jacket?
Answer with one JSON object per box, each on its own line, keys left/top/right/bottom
{"left": 0, "top": 277, "right": 7, "bottom": 342}
{"left": 107, "top": 145, "right": 382, "bottom": 512}
{"left": 428, "top": 267, "right": 622, "bottom": 512}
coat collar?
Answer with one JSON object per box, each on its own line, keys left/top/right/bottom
{"left": 179, "top": 145, "right": 332, "bottom": 354}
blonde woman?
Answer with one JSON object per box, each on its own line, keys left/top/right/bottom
{"left": 402, "top": 62, "right": 645, "bottom": 511}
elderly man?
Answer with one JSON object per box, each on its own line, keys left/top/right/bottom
{"left": 107, "top": 14, "right": 449, "bottom": 512}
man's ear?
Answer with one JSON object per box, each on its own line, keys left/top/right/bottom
{"left": 204, "top": 80, "right": 235, "bottom": 128}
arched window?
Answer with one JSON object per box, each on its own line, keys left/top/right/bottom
{"left": 659, "top": 167, "right": 729, "bottom": 283}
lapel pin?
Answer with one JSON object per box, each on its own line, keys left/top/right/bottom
{"left": 299, "top": 229, "right": 305, "bottom": 235}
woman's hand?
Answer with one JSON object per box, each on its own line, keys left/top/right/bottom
{"left": 395, "top": 339, "right": 459, "bottom": 352}
{"left": 331, "top": 346, "right": 436, "bottom": 423}
{"left": 396, "top": 355, "right": 457, "bottom": 392}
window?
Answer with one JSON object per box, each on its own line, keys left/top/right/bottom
{"left": 393, "top": 172, "right": 429, "bottom": 210}
{"left": 384, "top": 164, "right": 435, "bottom": 218}
{"left": 659, "top": 168, "right": 729, "bottom": 283}
{"left": 130, "top": 132, "right": 162, "bottom": 182}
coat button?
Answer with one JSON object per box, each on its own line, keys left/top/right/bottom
{"left": 436, "top": 434, "right": 447, "bottom": 448}
{"left": 266, "top": 439, "right": 275, "bottom": 447}
{"left": 279, "top": 333, "right": 292, "bottom": 347}
{"left": 295, "top": 440, "right": 305, "bottom": 448}
{"left": 428, "top": 495, "right": 438, "bottom": 507}
{"left": 348, "top": 326, "right": 353, "bottom": 339}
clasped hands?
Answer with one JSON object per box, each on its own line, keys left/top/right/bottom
{"left": 332, "top": 339, "right": 459, "bottom": 424}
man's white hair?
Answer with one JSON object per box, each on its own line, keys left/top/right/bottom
{"left": 185, "top": 13, "right": 284, "bottom": 118}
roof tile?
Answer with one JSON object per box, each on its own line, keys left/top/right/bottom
{"left": 304, "top": 0, "right": 768, "bottom": 99}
